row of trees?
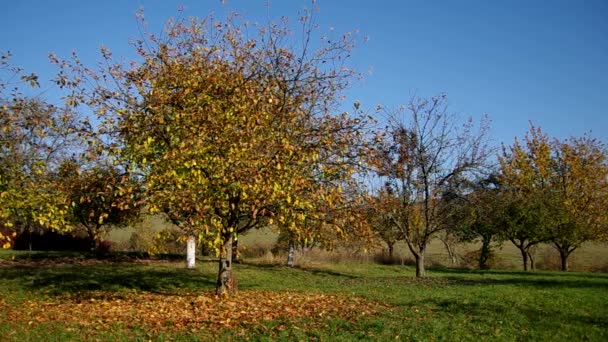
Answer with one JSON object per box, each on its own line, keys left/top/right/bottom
{"left": 2, "top": 8, "right": 607, "bottom": 296}
{"left": 368, "top": 111, "right": 608, "bottom": 275}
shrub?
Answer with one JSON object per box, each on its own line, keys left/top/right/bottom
{"left": 128, "top": 227, "right": 186, "bottom": 255}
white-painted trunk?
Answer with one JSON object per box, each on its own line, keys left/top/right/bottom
{"left": 186, "top": 236, "right": 196, "bottom": 269}
{"left": 287, "top": 241, "right": 295, "bottom": 267}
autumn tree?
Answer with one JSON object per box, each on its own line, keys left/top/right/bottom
{"left": 53, "top": 10, "right": 368, "bottom": 295}
{"left": 1, "top": 51, "right": 80, "bottom": 248}
{"left": 548, "top": 136, "right": 608, "bottom": 270}
{"left": 372, "top": 94, "right": 490, "bottom": 277}
{"left": 367, "top": 184, "right": 405, "bottom": 259}
{"left": 57, "top": 160, "right": 142, "bottom": 250}
{"left": 499, "top": 125, "right": 561, "bottom": 271}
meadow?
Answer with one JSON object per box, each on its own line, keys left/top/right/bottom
{"left": 1, "top": 248, "right": 607, "bottom": 341}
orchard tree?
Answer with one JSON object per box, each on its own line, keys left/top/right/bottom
{"left": 54, "top": 10, "right": 369, "bottom": 295}
{"left": 447, "top": 175, "right": 506, "bottom": 269}
{"left": 372, "top": 94, "right": 491, "bottom": 277}
{"left": 1, "top": 52, "right": 80, "bottom": 247}
{"left": 58, "top": 160, "right": 142, "bottom": 250}
{"left": 548, "top": 136, "right": 608, "bottom": 271}
{"left": 499, "top": 126, "right": 553, "bottom": 271}
{"left": 368, "top": 184, "right": 405, "bottom": 259}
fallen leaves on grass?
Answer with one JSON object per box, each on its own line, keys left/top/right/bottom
{"left": 5, "top": 290, "right": 387, "bottom": 334}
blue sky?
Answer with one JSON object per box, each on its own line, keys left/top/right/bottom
{"left": 1, "top": 0, "right": 607, "bottom": 146}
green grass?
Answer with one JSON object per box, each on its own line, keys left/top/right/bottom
{"left": 1, "top": 252, "right": 607, "bottom": 341}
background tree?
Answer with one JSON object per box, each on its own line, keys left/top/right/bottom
{"left": 54, "top": 10, "right": 369, "bottom": 296}
{"left": 499, "top": 125, "right": 560, "bottom": 271}
{"left": 1, "top": 52, "right": 80, "bottom": 248}
{"left": 371, "top": 94, "right": 490, "bottom": 277}
{"left": 548, "top": 136, "right": 608, "bottom": 271}
{"left": 446, "top": 175, "right": 505, "bottom": 269}
{"left": 58, "top": 160, "right": 142, "bottom": 251}
{"left": 368, "top": 184, "right": 405, "bottom": 259}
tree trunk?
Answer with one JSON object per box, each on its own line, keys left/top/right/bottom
{"left": 527, "top": 249, "right": 535, "bottom": 271}
{"left": 216, "top": 234, "right": 237, "bottom": 296}
{"left": 387, "top": 242, "right": 394, "bottom": 259}
{"left": 559, "top": 249, "right": 569, "bottom": 272}
{"left": 519, "top": 247, "right": 529, "bottom": 271}
{"left": 440, "top": 234, "right": 458, "bottom": 267}
{"left": 186, "top": 236, "right": 196, "bottom": 269}
{"left": 415, "top": 252, "right": 426, "bottom": 277}
{"left": 405, "top": 240, "right": 426, "bottom": 277}
{"left": 287, "top": 240, "right": 295, "bottom": 267}
{"left": 479, "top": 236, "right": 491, "bottom": 270}
{"left": 231, "top": 232, "right": 239, "bottom": 264}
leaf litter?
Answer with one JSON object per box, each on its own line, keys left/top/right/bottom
{"left": 5, "top": 289, "right": 388, "bottom": 334}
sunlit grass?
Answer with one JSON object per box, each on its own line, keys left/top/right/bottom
{"left": 1, "top": 255, "right": 606, "bottom": 341}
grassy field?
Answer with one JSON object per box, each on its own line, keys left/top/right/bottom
{"left": 0, "top": 250, "right": 607, "bottom": 341}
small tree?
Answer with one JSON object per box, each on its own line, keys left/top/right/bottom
{"left": 499, "top": 125, "right": 556, "bottom": 271}
{"left": 548, "top": 136, "right": 608, "bottom": 271}
{"left": 368, "top": 185, "right": 405, "bottom": 259}
{"left": 372, "top": 94, "right": 490, "bottom": 277}
{"left": 446, "top": 175, "right": 505, "bottom": 269}
{"left": 59, "top": 160, "right": 142, "bottom": 250}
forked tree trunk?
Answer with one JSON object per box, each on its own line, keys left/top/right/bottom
{"left": 216, "top": 234, "right": 237, "bottom": 296}
{"left": 556, "top": 244, "right": 575, "bottom": 272}
{"left": 186, "top": 236, "right": 196, "bottom": 269}
{"left": 406, "top": 241, "right": 426, "bottom": 278}
{"left": 287, "top": 240, "right": 295, "bottom": 267}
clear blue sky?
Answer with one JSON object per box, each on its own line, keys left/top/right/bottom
{"left": 1, "top": 0, "right": 607, "bottom": 146}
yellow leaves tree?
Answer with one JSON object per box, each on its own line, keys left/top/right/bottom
{"left": 498, "top": 124, "right": 555, "bottom": 271}
{"left": 1, "top": 52, "right": 79, "bottom": 247}
{"left": 549, "top": 135, "right": 608, "bottom": 271}
{"left": 54, "top": 10, "right": 368, "bottom": 295}
{"left": 499, "top": 124, "right": 608, "bottom": 271}
{"left": 58, "top": 160, "right": 142, "bottom": 251}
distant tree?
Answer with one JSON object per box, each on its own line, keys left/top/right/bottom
{"left": 499, "top": 125, "right": 559, "bottom": 271}
{"left": 371, "top": 94, "right": 491, "bottom": 277}
{"left": 368, "top": 184, "right": 405, "bottom": 259}
{"left": 548, "top": 136, "right": 608, "bottom": 271}
{"left": 446, "top": 175, "right": 506, "bottom": 269}
{"left": 1, "top": 51, "right": 80, "bottom": 247}
{"left": 58, "top": 160, "right": 142, "bottom": 250}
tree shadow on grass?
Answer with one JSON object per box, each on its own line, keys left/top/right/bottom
{"left": 432, "top": 266, "right": 608, "bottom": 280}
{"left": 240, "top": 262, "right": 362, "bottom": 279}
{"left": 0, "top": 263, "right": 216, "bottom": 296}
{"left": 417, "top": 297, "right": 608, "bottom": 333}
{"left": 426, "top": 267, "right": 608, "bottom": 290}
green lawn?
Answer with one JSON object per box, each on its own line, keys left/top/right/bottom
{"left": 1, "top": 252, "right": 606, "bottom": 341}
